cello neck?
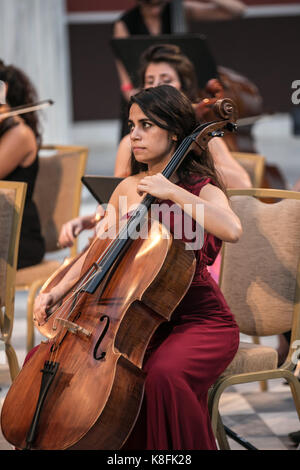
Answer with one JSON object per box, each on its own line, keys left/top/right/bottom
{"left": 84, "top": 100, "right": 237, "bottom": 294}
{"left": 83, "top": 133, "right": 195, "bottom": 295}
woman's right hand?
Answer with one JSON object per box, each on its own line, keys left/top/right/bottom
{"left": 33, "top": 292, "right": 56, "bottom": 326}
{"left": 58, "top": 208, "right": 105, "bottom": 248}
{"left": 58, "top": 216, "right": 88, "bottom": 248}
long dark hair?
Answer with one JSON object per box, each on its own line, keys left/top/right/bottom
{"left": 128, "top": 85, "right": 225, "bottom": 192}
{"left": 138, "top": 44, "right": 199, "bottom": 102}
{"left": 0, "top": 60, "right": 42, "bottom": 146}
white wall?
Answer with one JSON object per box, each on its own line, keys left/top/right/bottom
{"left": 0, "top": 0, "right": 71, "bottom": 144}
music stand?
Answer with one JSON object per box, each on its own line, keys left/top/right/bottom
{"left": 81, "top": 175, "right": 123, "bottom": 205}
{"left": 110, "top": 34, "right": 218, "bottom": 89}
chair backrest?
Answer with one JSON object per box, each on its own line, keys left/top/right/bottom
{"left": 220, "top": 188, "right": 300, "bottom": 339}
{"left": 33, "top": 145, "right": 88, "bottom": 257}
{"left": 231, "top": 152, "right": 265, "bottom": 187}
{"left": 0, "top": 181, "right": 27, "bottom": 336}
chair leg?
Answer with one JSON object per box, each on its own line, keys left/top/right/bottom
{"left": 208, "top": 382, "right": 232, "bottom": 449}
{"left": 216, "top": 412, "right": 231, "bottom": 449}
{"left": 5, "top": 342, "right": 20, "bottom": 381}
{"left": 252, "top": 336, "right": 268, "bottom": 391}
{"left": 281, "top": 369, "right": 300, "bottom": 420}
{"left": 26, "top": 280, "right": 45, "bottom": 352}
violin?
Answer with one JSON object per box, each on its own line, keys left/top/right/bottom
{"left": 0, "top": 100, "right": 54, "bottom": 142}
{"left": 194, "top": 66, "right": 263, "bottom": 153}
{"left": 195, "top": 70, "right": 287, "bottom": 191}
{"left": 1, "top": 99, "right": 237, "bottom": 450}
{"left": 0, "top": 99, "right": 54, "bottom": 119}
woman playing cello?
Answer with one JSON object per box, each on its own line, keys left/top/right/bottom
{"left": 58, "top": 44, "right": 250, "bottom": 251}
{"left": 31, "top": 85, "right": 241, "bottom": 450}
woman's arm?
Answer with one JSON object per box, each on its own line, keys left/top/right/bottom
{"left": 184, "top": 0, "right": 246, "bottom": 21}
{"left": 208, "top": 138, "right": 252, "bottom": 189}
{"left": 58, "top": 134, "right": 132, "bottom": 249}
{"left": 58, "top": 206, "right": 104, "bottom": 248}
{"left": 137, "top": 173, "right": 242, "bottom": 243}
{"left": 114, "top": 134, "right": 132, "bottom": 177}
{"left": 33, "top": 249, "right": 88, "bottom": 325}
{"left": 112, "top": 21, "right": 139, "bottom": 102}
{"left": 33, "top": 179, "right": 128, "bottom": 324}
{"left": 0, "top": 121, "right": 37, "bottom": 178}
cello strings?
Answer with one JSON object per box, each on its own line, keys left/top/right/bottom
{"left": 48, "top": 134, "right": 195, "bottom": 359}
{"left": 87, "top": 135, "right": 194, "bottom": 276}
{"left": 48, "top": 121, "right": 232, "bottom": 361}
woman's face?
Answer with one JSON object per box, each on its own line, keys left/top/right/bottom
{"left": 144, "top": 62, "right": 181, "bottom": 90}
{"left": 128, "top": 103, "right": 175, "bottom": 169}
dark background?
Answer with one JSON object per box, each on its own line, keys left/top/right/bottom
{"left": 67, "top": 1, "right": 299, "bottom": 121}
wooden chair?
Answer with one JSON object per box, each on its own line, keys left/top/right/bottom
{"left": 0, "top": 181, "right": 27, "bottom": 381}
{"left": 208, "top": 188, "right": 300, "bottom": 449}
{"left": 231, "top": 152, "right": 268, "bottom": 391}
{"left": 15, "top": 145, "right": 88, "bottom": 352}
{"left": 231, "top": 152, "right": 265, "bottom": 188}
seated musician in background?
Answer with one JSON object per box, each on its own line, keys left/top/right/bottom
{"left": 33, "top": 85, "right": 241, "bottom": 450}
{"left": 292, "top": 178, "right": 300, "bottom": 192}
{"left": 113, "top": 0, "right": 246, "bottom": 117}
{"left": 0, "top": 60, "right": 45, "bottom": 268}
{"left": 58, "top": 44, "right": 251, "bottom": 249}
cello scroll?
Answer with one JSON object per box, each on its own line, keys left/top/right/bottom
{"left": 191, "top": 98, "right": 238, "bottom": 152}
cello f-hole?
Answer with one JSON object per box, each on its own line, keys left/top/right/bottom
{"left": 93, "top": 315, "right": 110, "bottom": 360}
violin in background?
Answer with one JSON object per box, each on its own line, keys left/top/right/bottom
{"left": 195, "top": 68, "right": 287, "bottom": 191}
{"left": 195, "top": 66, "right": 263, "bottom": 153}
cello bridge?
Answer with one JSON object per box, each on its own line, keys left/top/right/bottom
{"left": 56, "top": 318, "right": 91, "bottom": 337}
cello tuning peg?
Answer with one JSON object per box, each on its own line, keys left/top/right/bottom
{"left": 225, "top": 122, "right": 238, "bottom": 132}
{"left": 208, "top": 130, "right": 225, "bottom": 138}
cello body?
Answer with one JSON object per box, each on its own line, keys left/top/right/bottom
{"left": 1, "top": 218, "right": 195, "bottom": 450}
{"left": 1, "top": 98, "right": 237, "bottom": 451}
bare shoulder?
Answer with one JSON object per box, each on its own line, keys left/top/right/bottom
{"left": 110, "top": 174, "right": 139, "bottom": 197}
{"left": 6, "top": 120, "right": 36, "bottom": 147}
{"left": 1, "top": 120, "right": 37, "bottom": 157}
{"left": 199, "top": 183, "right": 229, "bottom": 208}
{"left": 120, "top": 173, "right": 141, "bottom": 190}
{"left": 113, "top": 20, "right": 129, "bottom": 38}
{"left": 119, "top": 134, "right": 131, "bottom": 150}
{"left": 120, "top": 134, "right": 131, "bottom": 148}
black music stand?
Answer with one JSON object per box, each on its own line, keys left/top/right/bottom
{"left": 81, "top": 175, "right": 123, "bottom": 205}
{"left": 110, "top": 33, "right": 218, "bottom": 89}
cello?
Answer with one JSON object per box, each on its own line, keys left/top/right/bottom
{"left": 1, "top": 98, "right": 237, "bottom": 450}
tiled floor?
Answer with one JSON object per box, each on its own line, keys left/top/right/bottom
{"left": 219, "top": 378, "right": 300, "bottom": 450}
{"left": 1, "top": 325, "right": 299, "bottom": 450}
{"left": 0, "top": 114, "right": 299, "bottom": 451}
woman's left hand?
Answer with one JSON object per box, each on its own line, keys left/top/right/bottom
{"left": 137, "top": 173, "right": 176, "bottom": 200}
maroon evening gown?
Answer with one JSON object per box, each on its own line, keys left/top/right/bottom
{"left": 122, "top": 176, "right": 239, "bottom": 450}
{"left": 24, "top": 176, "right": 239, "bottom": 450}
